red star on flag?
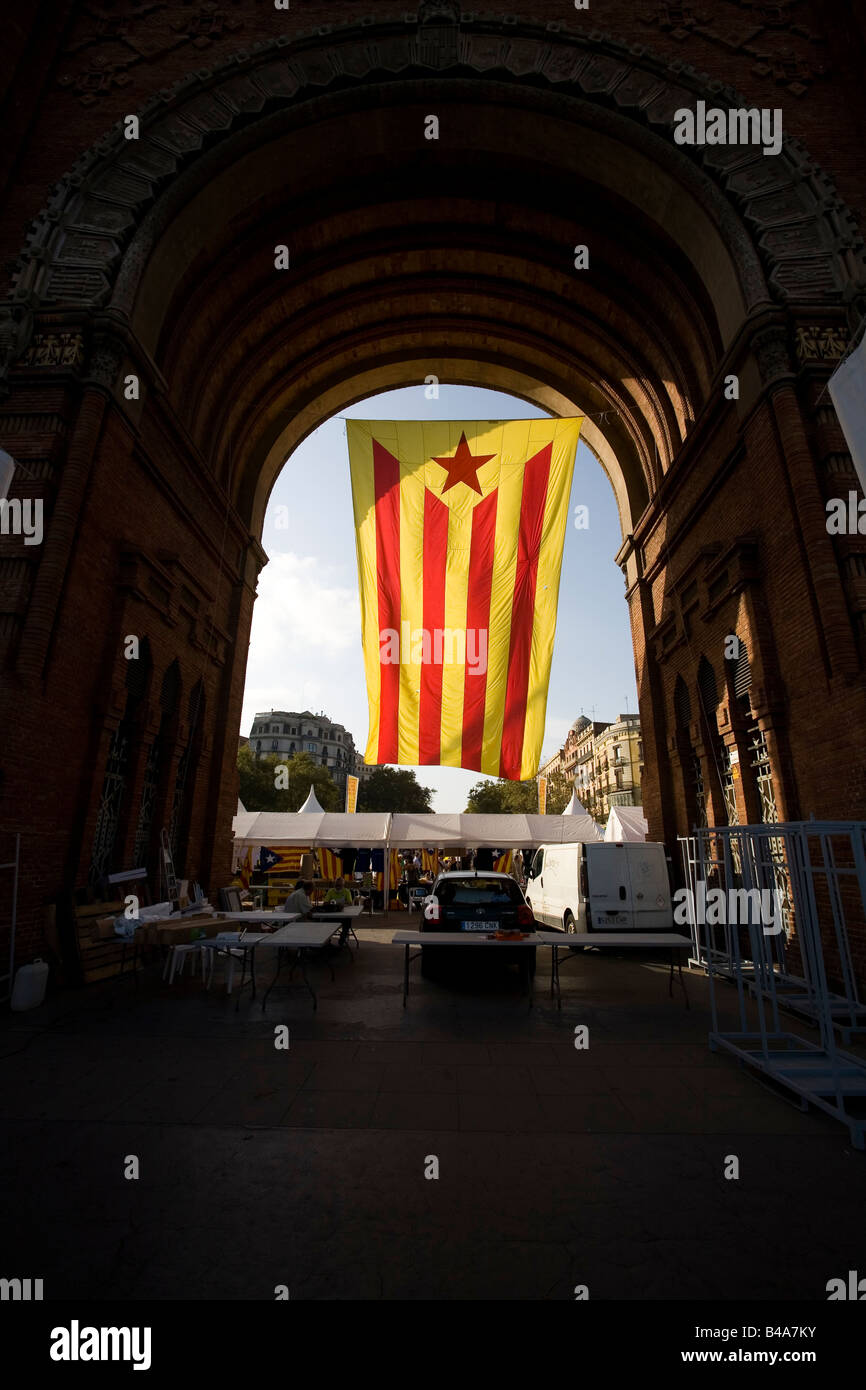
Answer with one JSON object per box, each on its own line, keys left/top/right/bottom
{"left": 432, "top": 431, "right": 496, "bottom": 495}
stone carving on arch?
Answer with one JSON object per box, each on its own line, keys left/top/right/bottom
{"left": 3, "top": 6, "right": 865, "bottom": 384}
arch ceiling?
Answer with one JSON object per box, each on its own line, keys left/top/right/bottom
{"left": 6, "top": 10, "right": 864, "bottom": 537}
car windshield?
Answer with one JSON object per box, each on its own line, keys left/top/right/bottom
{"left": 436, "top": 878, "right": 523, "bottom": 906}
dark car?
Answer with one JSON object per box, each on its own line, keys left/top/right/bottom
{"left": 420, "top": 871, "right": 537, "bottom": 980}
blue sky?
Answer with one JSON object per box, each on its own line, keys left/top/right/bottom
{"left": 240, "top": 385, "right": 638, "bottom": 811}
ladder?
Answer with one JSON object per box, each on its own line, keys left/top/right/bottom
{"left": 160, "top": 828, "right": 179, "bottom": 903}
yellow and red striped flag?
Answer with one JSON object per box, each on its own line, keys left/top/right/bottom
{"left": 348, "top": 419, "right": 581, "bottom": 780}
{"left": 239, "top": 847, "right": 253, "bottom": 890}
{"left": 317, "top": 848, "right": 342, "bottom": 881}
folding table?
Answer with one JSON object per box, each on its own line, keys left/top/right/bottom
{"left": 200, "top": 914, "right": 299, "bottom": 1010}
{"left": 309, "top": 904, "right": 363, "bottom": 952}
{"left": 260, "top": 921, "right": 345, "bottom": 1011}
{"left": 391, "top": 930, "right": 542, "bottom": 1008}
{"left": 535, "top": 931, "right": 693, "bottom": 1010}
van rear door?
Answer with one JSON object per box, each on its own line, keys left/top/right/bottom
{"left": 585, "top": 843, "right": 633, "bottom": 929}
{"left": 624, "top": 844, "right": 672, "bottom": 930}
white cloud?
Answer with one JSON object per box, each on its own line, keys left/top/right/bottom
{"left": 240, "top": 553, "right": 366, "bottom": 735}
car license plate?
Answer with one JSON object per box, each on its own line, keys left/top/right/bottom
{"left": 598, "top": 912, "right": 628, "bottom": 925}
{"left": 461, "top": 920, "right": 498, "bottom": 932}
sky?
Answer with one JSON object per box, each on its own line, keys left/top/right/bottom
{"left": 240, "top": 385, "right": 638, "bottom": 811}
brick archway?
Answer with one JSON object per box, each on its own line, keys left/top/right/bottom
{"left": 1, "top": 9, "right": 865, "bottom": 964}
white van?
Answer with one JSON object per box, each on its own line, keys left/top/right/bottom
{"left": 525, "top": 841, "right": 673, "bottom": 933}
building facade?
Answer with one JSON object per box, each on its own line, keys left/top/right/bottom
{"left": 592, "top": 714, "right": 644, "bottom": 821}
{"left": 553, "top": 715, "right": 643, "bottom": 824}
{"left": 248, "top": 711, "right": 357, "bottom": 794}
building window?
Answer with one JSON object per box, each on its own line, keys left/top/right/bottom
{"left": 306, "top": 742, "right": 316, "bottom": 752}
{"left": 272, "top": 740, "right": 278, "bottom": 750}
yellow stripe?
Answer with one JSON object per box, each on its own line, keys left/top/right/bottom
{"left": 396, "top": 421, "right": 427, "bottom": 764}
{"left": 480, "top": 421, "right": 532, "bottom": 774}
{"left": 347, "top": 421, "right": 381, "bottom": 765}
{"left": 521, "top": 418, "right": 582, "bottom": 777}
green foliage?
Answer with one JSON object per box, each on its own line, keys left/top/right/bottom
{"left": 544, "top": 766, "right": 574, "bottom": 815}
{"left": 357, "top": 765, "right": 434, "bottom": 812}
{"left": 237, "top": 746, "right": 342, "bottom": 812}
{"left": 464, "top": 778, "right": 539, "bottom": 814}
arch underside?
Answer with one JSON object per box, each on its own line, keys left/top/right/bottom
{"left": 10, "top": 18, "right": 863, "bottom": 546}
{"left": 128, "top": 83, "right": 742, "bottom": 539}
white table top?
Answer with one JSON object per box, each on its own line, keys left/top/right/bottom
{"left": 205, "top": 919, "right": 337, "bottom": 948}
{"left": 392, "top": 931, "right": 542, "bottom": 946}
{"left": 535, "top": 931, "right": 692, "bottom": 948}
{"left": 269, "top": 922, "right": 346, "bottom": 947}
{"left": 216, "top": 911, "right": 301, "bottom": 924}
{"left": 310, "top": 904, "right": 363, "bottom": 919}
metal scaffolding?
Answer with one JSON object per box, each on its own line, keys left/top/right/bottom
{"left": 684, "top": 821, "right": 866, "bottom": 1149}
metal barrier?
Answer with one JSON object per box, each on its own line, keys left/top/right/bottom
{"left": 682, "top": 821, "right": 866, "bottom": 1148}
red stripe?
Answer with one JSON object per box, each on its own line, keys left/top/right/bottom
{"left": 461, "top": 490, "right": 498, "bottom": 771}
{"left": 418, "top": 490, "right": 450, "bottom": 764}
{"left": 499, "top": 444, "right": 553, "bottom": 780}
{"left": 373, "top": 441, "right": 401, "bottom": 764}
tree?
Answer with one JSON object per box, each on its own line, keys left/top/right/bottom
{"left": 357, "top": 766, "right": 433, "bottom": 812}
{"left": 465, "top": 778, "right": 539, "bottom": 814}
{"left": 545, "top": 766, "right": 574, "bottom": 815}
{"left": 237, "top": 746, "right": 342, "bottom": 811}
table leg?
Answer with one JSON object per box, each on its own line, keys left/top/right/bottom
{"left": 403, "top": 943, "right": 409, "bottom": 1007}
{"left": 236, "top": 951, "right": 248, "bottom": 1012}
{"left": 298, "top": 949, "right": 318, "bottom": 1010}
{"left": 262, "top": 946, "right": 288, "bottom": 1012}
{"left": 671, "top": 950, "right": 689, "bottom": 1009}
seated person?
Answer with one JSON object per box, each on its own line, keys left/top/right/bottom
{"left": 281, "top": 879, "right": 314, "bottom": 918}
{"left": 324, "top": 876, "right": 353, "bottom": 908}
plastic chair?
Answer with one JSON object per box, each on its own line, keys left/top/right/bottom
{"left": 163, "top": 940, "right": 205, "bottom": 985}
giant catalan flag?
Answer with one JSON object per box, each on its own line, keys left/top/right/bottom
{"left": 348, "top": 419, "right": 581, "bottom": 779}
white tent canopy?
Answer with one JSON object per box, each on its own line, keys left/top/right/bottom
{"left": 388, "top": 813, "right": 601, "bottom": 848}
{"left": 563, "top": 789, "right": 587, "bottom": 816}
{"left": 297, "top": 785, "right": 325, "bottom": 814}
{"left": 604, "top": 806, "right": 648, "bottom": 842}
{"left": 231, "top": 809, "right": 601, "bottom": 852}
{"left": 231, "top": 810, "right": 390, "bottom": 849}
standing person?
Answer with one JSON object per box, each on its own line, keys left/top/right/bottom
{"left": 281, "top": 880, "right": 314, "bottom": 918}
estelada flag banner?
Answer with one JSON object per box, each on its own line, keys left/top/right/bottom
{"left": 258, "top": 846, "right": 307, "bottom": 875}
{"left": 348, "top": 418, "right": 581, "bottom": 780}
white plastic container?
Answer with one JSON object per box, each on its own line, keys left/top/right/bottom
{"left": 10, "top": 958, "right": 49, "bottom": 1011}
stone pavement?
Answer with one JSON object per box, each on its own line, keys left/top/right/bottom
{"left": 2, "top": 918, "right": 865, "bottom": 1301}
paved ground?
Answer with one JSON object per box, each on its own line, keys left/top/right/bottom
{"left": 2, "top": 915, "right": 865, "bottom": 1301}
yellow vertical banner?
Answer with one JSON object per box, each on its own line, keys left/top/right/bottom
{"left": 538, "top": 777, "right": 547, "bottom": 815}
{"left": 345, "top": 774, "right": 359, "bottom": 813}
